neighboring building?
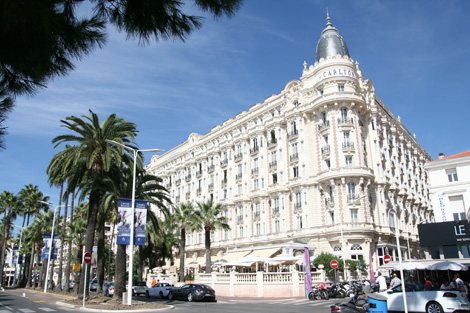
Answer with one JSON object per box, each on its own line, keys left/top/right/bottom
{"left": 146, "top": 14, "right": 433, "bottom": 273}
{"left": 419, "top": 151, "right": 470, "bottom": 259}
{"left": 425, "top": 151, "right": 470, "bottom": 223}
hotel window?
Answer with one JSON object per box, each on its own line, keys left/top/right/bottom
{"left": 255, "top": 223, "right": 261, "bottom": 236}
{"left": 343, "top": 131, "right": 351, "bottom": 143}
{"left": 446, "top": 168, "right": 458, "bottom": 182}
{"left": 350, "top": 243, "right": 363, "bottom": 260}
{"left": 345, "top": 156, "right": 353, "bottom": 167}
{"left": 295, "top": 191, "right": 301, "bottom": 204}
{"left": 347, "top": 182, "right": 356, "bottom": 196}
{"left": 274, "top": 220, "right": 280, "bottom": 233}
{"left": 297, "top": 216, "right": 303, "bottom": 229}
{"left": 350, "top": 209, "right": 358, "bottom": 223}
{"left": 321, "top": 111, "right": 327, "bottom": 123}
{"left": 239, "top": 226, "right": 244, "bottom": 238}
{"left": 338, "top": 84, "right": 344, "bottom": 92}
{"left": 272, "top": 173, "right": 278, "bottom": 184}
{"left": 449, "top": 195, "right": 467, "bottom": 221}
{"left": 293, "top": 166, "right": 299, "bottom": 178}
{"left": 329, "top": 211, "right": 334, "bottom": 224}
{"left": 341, "top": 107, "right": 348, "bottom": 119}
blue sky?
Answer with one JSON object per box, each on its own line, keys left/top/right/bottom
{"left": 1, "top": 0, "right": 470, "bottom": 210}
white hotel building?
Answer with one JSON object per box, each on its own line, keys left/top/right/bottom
{"left": 146, "top": 15, "right": 434, "bottom": 272}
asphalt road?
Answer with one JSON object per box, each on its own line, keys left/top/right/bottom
{"left": 0, "top": 288, "right": 344, "bottom": 313}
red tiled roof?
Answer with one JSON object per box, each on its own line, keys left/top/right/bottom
{"left": 431, "top": 150, "right": 470, "bottom": 162}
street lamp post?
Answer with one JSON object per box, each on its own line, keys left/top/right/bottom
{"left": 105, "top": 139, "right": 163, "bottom": 305}
{"left": 389, "top": 207, "right": 408, "bottom": 313}
{"left": 38, "top": 201, "right": 70, "bottom": 293}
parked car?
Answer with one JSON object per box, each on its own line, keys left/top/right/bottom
{"left": 90, "top": 279, "right": 98, "bottom": 291}
{"left": 103, "top": 282, "right": 114, "bottom": 297}
{"left": 168, "top": 284, "right": 216, "bottom": 302}
{"left": 69, "top": 280, "right": 75, "bottom": 290}
{"left": 146, "top": 282, "right": 178, "bottom": 298}
{"left": 132, "top": 281, "right": 148, "bottom": 296}
{"left": 379, "top": 284, "right": 470, "bottom": 313}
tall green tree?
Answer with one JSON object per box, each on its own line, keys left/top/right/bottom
{"left": 51, "top": 109, "right": 138, "bottom": 297}
{"left": 0, "top": 0, "right": 242, "bottom": 148}
{"left": 0, "top": 191, "right": 22, "bottom": 287}
{"left": 172, "top": 202, "right": 200, "bottom": 282}
{"left": 196, "top": 199, "right": 230, "bottom": 274}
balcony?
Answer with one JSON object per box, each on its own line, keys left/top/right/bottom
{"left": 251, "top": 167, "right": 259, "bottom": 175}
{"left": 236, "top": 173, "right": 243, "bottom": 181}
{"left": 185, "top": 175, "right": 191, "bottom": 182}
{"left": 269, "top": 160, "right": 277, "bottom": 169}
{"left": 196, "top": 188, "right": 202, "bottom": 196}
{"left": 221, "top": 178, "right": 227, "bottom": 187}
{"left": 166, "top": 183, "right": 172, "bottom": 189}
{"left": 208, "top": 183, "right": 214, "bottom": 192}
{"left": 196, "top": 170, "right": 203, "bottom": 178}
{"left": 234, "top": 153, "right": 243, "bottom": 162}
{"left": 294, "top": 203, "right": 302, "bottom": 212}
{"left": 220, "top": 159, "right": 228, "bottom": 167}
{"left": 287, "top": 129, "right": 298, "bottom": 140}
{"left": 290, "top": 153, "right": 299, "bottom": 162}
{"left": 347, "top": 193, "right": 360, "bottom": 203}
{"left": 208, "top": 165, "right": 215, "bottom": 173}
{"left": 175, "top": 195, "right": 180, "bottom": 203}
{"left": 342, "top": 141, "right": 355, "bottom": 152}
{"left": 254, "top": 211, "right": 260, "bottom": 220}
{"left": 237, "top": 215, "right": 244, "bottom": 223}
{"left": 267, "top": 138, "right": 277, "bottom": 148}
{"left": 175, "top": 179, "right": 181, "bottom": 186}
{"left": 250, "top": 146, "right": 259, "bottom": 155}
{"left": 325, "top": 198, "right": 334, "bottom": 207}
{"left": 338, "top": 117, "right": 354, "bottom": 126}
{"left": 318, "top": 120, "right": 330, "bottom": 132}
{"left": 272, "top": 208, "right": 280, "bottom": 217}
{"left": 321, "top": 145, "right": 330, "bottom": 155}
{"left": 185, "top": 192, "right": 191, "bottom": 200}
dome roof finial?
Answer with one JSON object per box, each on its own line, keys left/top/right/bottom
{"left": 315, "top": 11, "right": 351, "bottom": 62}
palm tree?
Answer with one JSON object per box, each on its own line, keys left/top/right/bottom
{"left": 0, "top": 191, "right": 22, "bottom": 288}
{"left": 51, "top": 109, "right": 138, "bottom": 297}
{"left": 18, "top": 185, "right": 50, "bottom": 287}
{"left": 172, "top": 202, "right": 200, "bottom": 282}
{"left": 196, "top": 199, "right": 230, "bottom": 274}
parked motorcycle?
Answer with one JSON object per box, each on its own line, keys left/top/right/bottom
{"left": 327, "top": 283, "right": 346, "bottom": 298}
{"left": 308, "top": 283, "right": 330, "bottom": 300}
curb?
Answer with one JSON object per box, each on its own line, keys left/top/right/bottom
{"left": 56, "top": 301, "right": 174, "bottom": 312}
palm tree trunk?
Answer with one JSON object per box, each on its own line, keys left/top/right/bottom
{"left": 138, "top": 245, "right": 144, "bottom": 281}
{"left": 78, "top": 188, "right": 100, "bottom": 298}
{"left": 65, "top": 190, "right": 75, "bottom": 293}
{"left": 205, "top": 227, "right": 211, "bottom": 274}
{"left": 21, "top": 253, "right": 31, "bottom": 287}
{"left": 96, "top": 219, "right": 105, "bottom": 294}
{"left": 74, "top": 243, "right": 83, "bottom": 295}
{"left": 179, "top": 228, "right": 186, "bottom": 282}
{"left": 107, "top": 222, "right": 116, "bottom": 281}
{"left": 114, "top": 244, "right": 127, "bottom": 301}
{"left": 27, "top": 243, "right": 35, "bottom": 287}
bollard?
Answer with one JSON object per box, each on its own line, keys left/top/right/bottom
{"left": 122, "top": 292, "right": 127, "bottom": 305}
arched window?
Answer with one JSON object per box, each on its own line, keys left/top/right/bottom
{"left": 350, "top": 243, "right": 363, "bottom": 260}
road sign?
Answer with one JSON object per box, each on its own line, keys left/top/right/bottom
{"left": 330, "top": 259, "right": 338, "bottom": 269}
{"left": 384, "top": 254, "right": 392, "bottom": 264}
{"left": 84, "top": 252, "right": 92, "bottom": 264}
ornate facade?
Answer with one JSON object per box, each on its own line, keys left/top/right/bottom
{"left": 146, "top": 14, "right": 433, "bottom": 272}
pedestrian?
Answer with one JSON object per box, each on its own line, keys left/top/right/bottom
{"left": 377, "top": 272, "right": 387, "bottom": 292}
{"left": 424, "top": 275, "right": 432, "bottom": 290}
{"left": 390, "top": 273, "right": 401, "bottom": 288}
{"left": 440, "top": 280, "right": 451, "bottom": 290}
{"left": 151, "top": 278, "right": 156, "bottom": 287}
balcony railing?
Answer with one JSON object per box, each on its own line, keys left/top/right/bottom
{"left": 236, "top": 173, "right": 243, "bottom": 181}
{"left": 250, "top": 146, "right": 259, "bottom": 155}
{"left": 342, "top": 142, "right": 354, "bottom": 150}
{"left": 208, "top": 165, "right": 215, "bottom": 173}
{"left": 175, "top": 179, "right": 181, "bottom": 186}
{"left": 347, "top": 194, "right": 360, "bottom": 202}
{"left": 221, "top": 178, "right": 227, "bottom": 187}
{"left": 287, "top": 129, "right": 298, "bottom": 139}
{"left": 185, "top": 175, "right": 191, "bottom": 182}
{"left": 269, "top": 160, "right": 277, "bottom": 169}
{"left": 208, "top": 183, "right": 214, "bottom": 192}
{"left": 267, "top": 139, "right": 277, "bottom": 147}
{"left": 221, "top": 159, "right": 228, "bottom": 167}
{"left": 294, "top": 203, "right": 302, "bottom": 212}
{"left": 272, "top": 208, "right": 280, "bottom": 217}
{"left": 251, "top": 167, "right": 259, "bottom": 175}
{"left": 197, "top": 188, "right": 202, "bottom": 195}
{"left": 338, "top": 117, "right": 354, "bottom": 125}
{"left": 254, "top": 211, "right": 260, "bottom": 219}
{"left": 290, "top": 153, "right": 299, "bottom": 162}
{"left": 318, "top": 120, "right": 330, "bottom": 131}
{"left": 321, "top": 145, "right": 330, "bottom": 155}
{"left": 196, "top": 170, "right": 203, "bottom": 178}
{"left": 237, "top": 215, "right": 243, "bottom": 223}
{"left": 325, "top": 198, "right": 334, "bottom": 207}
{"left": 234, "top": 153, "right": 243, "bottom": 162}
{"left": 185, "top": 192, "right": 191, "bottom": 199}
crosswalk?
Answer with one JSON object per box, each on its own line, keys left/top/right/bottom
{"left": 0, "top": 306, "right": 75, "bottom": 313}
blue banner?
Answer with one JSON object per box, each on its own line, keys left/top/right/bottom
{"left": 41, "top": 234, "right": 60, "bottom": 260}
{"left": 12, "top": 246, "right": 19, "bottom": 265}
{"left": 117, "top": 198, "right": 148, "bottom": 245}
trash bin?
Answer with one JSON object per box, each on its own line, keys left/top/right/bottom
{"left": 367, "top": 293, "right": 388, "bottom": 313}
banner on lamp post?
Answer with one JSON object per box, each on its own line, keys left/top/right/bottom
{"left": 12, "top": 246, "right": 19, "bottom": 265}
{"left": 41, "top": 234, "right": 60, "bottom": 260}
{"left": 304, "top": 247, "right": 312, "bottom": 292}
{"left": 117, "top": 198, "right": 148, "bottom": 245}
